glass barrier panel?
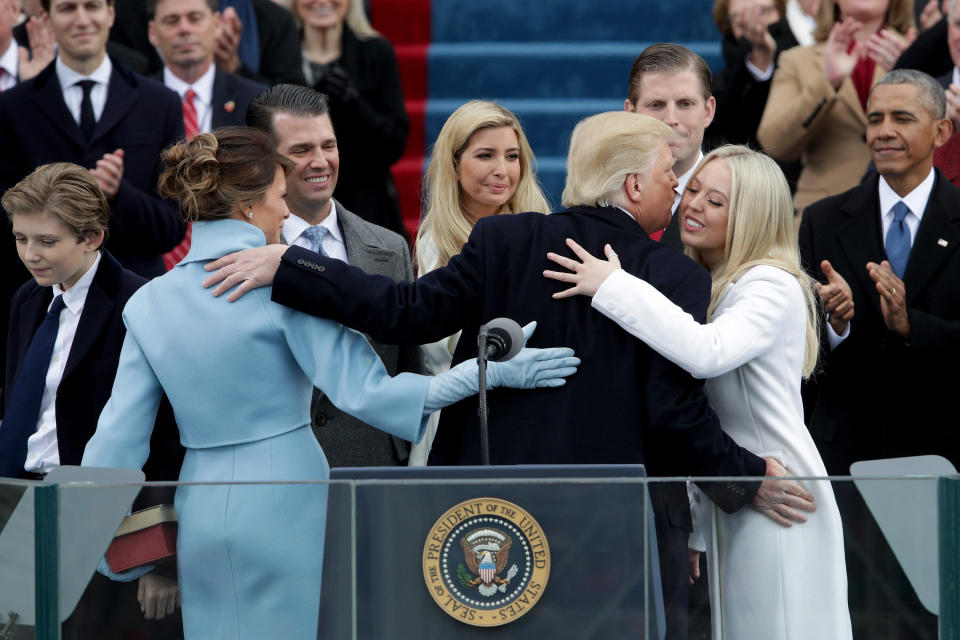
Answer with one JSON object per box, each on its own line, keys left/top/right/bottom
{"left": 0, "top": 479, "right": 35, "bottom": 640}
{"left": 5, "top": 471, "right": 958, "bottom": 639}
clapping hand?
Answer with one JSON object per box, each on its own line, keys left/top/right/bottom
{"left": 486, "top": 322, "right": 580, "bottom": 389}
{"left": 816, "top": 260, "right": 854, "bottom": 335}
{"left": 214, "top": 7, "right": 243, "bottom": 73}
{"left": 946, "top": 83, "right": 960, "bottom": 131}
{"left": 824, "top": 17, "right": 865, "bottom": 88}
{"left": 90, "top": 149, "right": 125, "bottom": 199}
{"left": 544, "top": 238, "right": 621, "bottom": 298}
{"left": 735, "top": 1, "right": 779, "bottom": 72}
{"left": 865, "top": 27, "right": 916, "bottom": 72}
{"left": 918, "top": 0, "right": 944, "bottom": 30}
{"left": 316, "top": 65, "right": 357, "bottom": 103}
{"left": 18, "top": 15, "right": 55, "bottom": 81}
{"left": 867, "top": 260, "right": 910, "bottom": 338}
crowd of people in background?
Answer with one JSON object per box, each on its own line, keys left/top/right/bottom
{"left": 0, "top": 0, "right": 958, "bottom": 638}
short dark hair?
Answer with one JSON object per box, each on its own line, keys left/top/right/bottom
{"left": 245, "top": 84, "right": 331, "bottom": 141}
{"left": 42, "top": 0, "right": 114, "bottom": 14}
{"left": 627, "top": 43, "right": 713, "bottom": 106}
{"left": 870, "top": 69, "right": 947, "bottom": 120}
{"left": 146, "top": 0, "right": 218, "bottom": 20}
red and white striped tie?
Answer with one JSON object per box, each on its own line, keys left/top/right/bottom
{"left": 163, "top": 89, "right": 199, "bottom": 270}
{"left": 182, "top": 88, "right": 199, "bottom": 140}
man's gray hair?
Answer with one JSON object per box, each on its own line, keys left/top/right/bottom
{"left": 870, "top": 69, "right": 946, "bottom": 119}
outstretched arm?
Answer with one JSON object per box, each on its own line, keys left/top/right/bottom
{"left": 82, "top": 330, "right": 163, "bottom": 471}
{"left": 545, "top": 239, "right": 792, "bottom": 378}
{"left": 204, "top": 223, "right": 492, "bottom": 344}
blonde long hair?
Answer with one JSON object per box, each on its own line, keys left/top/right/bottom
{"left": 417, "top": 100, "right": 550, "bottom": 272}
{"left": 685, "top": 145, "right": 821, "bottom": 378}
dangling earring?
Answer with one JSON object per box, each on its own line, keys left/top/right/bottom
{"left": 246, "top": 208, "right": 254, "bottom": 219}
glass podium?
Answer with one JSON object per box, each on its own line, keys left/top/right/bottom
{"left": 1, "top": 459, "right": 957, "bottom": 639}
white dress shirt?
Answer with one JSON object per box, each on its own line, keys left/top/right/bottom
{"left": 56, "top": 54, "right": 111, "bottom": 125}
{"left": 786, "top": 0, "right": 817, "bottom": 46}
{"left": 282, "top": 201, "right": 349, "bottom": 263}
{"left": 826, "top": 168, "right": 934, "bottom": 350}
{"left": 0, "top": 39, "right": 18, "bottom": 91}
{"left": 163, "top": 64, "right": 216, "bottom": 134}
{"left": 673, "top": 150, "right": 704, "bottom": 216}
{"left": 24, "top": 252, "right": 102, "bottom": 473}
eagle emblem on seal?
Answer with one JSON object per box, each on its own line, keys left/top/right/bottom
{"left": 458, "top": 528, "right": 519, "bottom": 597}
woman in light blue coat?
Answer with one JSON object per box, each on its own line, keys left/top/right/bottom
{"left": 81, "top": 128, "right": 578, "bottom": 640}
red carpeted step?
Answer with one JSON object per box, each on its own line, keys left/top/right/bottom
{"left": 391, "top": 157, "right": 426, "bottom": 239}
{"left": 371, "top": 0, "right": 430, "bottom": 240}
{"left": 369, "top": 0, "right": 431, "bottom": 45}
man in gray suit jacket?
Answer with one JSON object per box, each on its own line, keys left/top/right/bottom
{"left": 247, "top": 84, "right": 422, "bottom": 466}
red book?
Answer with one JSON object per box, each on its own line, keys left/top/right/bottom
{"left": 106, "top": 505, "right": 178, "bottom": 573}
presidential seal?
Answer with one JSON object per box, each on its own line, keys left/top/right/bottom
{"left": 422, "top": 497, "right": 550, "bottom": 627}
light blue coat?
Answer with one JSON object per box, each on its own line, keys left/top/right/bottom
{"left": 83, "top": 219, "right": 429, "bottom": 639}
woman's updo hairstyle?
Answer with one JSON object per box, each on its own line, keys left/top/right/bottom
{"left": 159, "top": 126, "right": 293, "bottom": 222}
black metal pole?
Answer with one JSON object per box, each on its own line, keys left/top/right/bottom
{"left": 477, "top": 326, "right": 490, "bottom": 466}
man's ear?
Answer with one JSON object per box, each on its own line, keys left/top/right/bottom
{"left": 703, "top": 95, "right": 717, "bottom": 129}
{"left": 625, "top": 173, "right": 644, "bottom": 204}
{"left": 83, "top": 229, "right": 105, "bottom": 252}
{"left": 624, "top": 98, "right": 636, "bottom": 113}
{"left": 933, "top": 117, "right": 954, "bottom": 148}
{"left": 147, "top": 20, "right": 158, "bottom": 48}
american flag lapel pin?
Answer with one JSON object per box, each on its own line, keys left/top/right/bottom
{"left": 224, "top": 101, "right": 236, "bottom": 113}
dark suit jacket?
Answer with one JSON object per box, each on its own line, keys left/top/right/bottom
{"left": 273, "top": 206, "right": 765, "bottom": 487}
{"left": 271, "top": 206, "right": 766, "bottom": 638}
{"left": 304, "top": 202, "right": 423, "bottom": 467}
{"left": 110, "top": 0, "right": 304, "bottom": 85}
{"left": 153, "top": 66, "right": 266, "bottom": 129}
{"left": 799, "top": 171, "right": 960, "bottom": 473}
{"left": 895, "top": 18, "right": 952, "bottom": 79}
{"left": 320, "top": 25, "right": 409, "bottom": 240}
{"left": 0, "top": 57, "right": 185, "bottom": 407}
{"left": 0, "top": 58, "right": 186, "bottom": 278}
{"left": 3, "top": 251, "right": 183, "bottom": 479}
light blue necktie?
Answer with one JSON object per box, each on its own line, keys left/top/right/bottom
{"left": 885, "top": 201, "right": 911, "bottom": 279}
{"left": 301, "top": 225, "right": 330, "bottom": 256}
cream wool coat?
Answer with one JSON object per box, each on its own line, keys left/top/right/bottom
{"left": 593, "top": 264, "right": 852, "bottom": 640}
{"left": 758, "top": 43, "right": 885, "bottom": 211}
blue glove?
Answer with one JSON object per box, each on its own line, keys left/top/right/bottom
{"left": 486, "top": 322, "right": 579, "bottom": 389}
{"left": 97, "top": 555, "right": 154, "bottom": 582}
{"left": 423, "top": 322, "right": 579, "bottom": 414}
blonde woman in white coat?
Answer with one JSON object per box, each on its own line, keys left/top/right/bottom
{"left": 409, "top": 100, "right": 550, "bottom": 465}
{"left": 544, "top": 145, "right": 851, "bottom": 640}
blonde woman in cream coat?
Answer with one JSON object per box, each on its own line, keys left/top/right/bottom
{"left": 544, "top": 145, "right": 851, "bottom": 639}
{"left": 410, "top": 100, "right": 550, "bottom": 465}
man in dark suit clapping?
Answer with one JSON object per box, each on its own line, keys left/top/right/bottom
{"left": 0, "top": 0, "right": 184, "bottom": 407}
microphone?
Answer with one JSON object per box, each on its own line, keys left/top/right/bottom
{"left": 476, "top": 318, "right": 524, "bottom": 466}
{"left": 479, "top": 318, "right": 524, "bottom": 362}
